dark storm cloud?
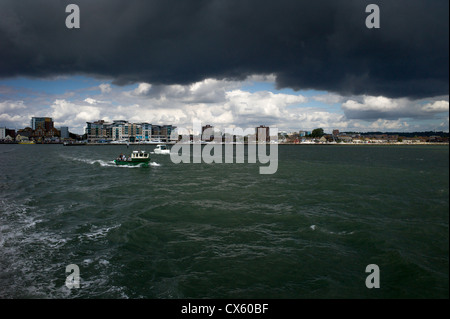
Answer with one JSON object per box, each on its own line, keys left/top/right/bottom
{"left": 0, "top": 0, "right": 448, "bottom": 99}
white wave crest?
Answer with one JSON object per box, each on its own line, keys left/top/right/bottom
{"left": 78, "top": 224, "right": 121, "bottom": 242}
{"left": 62, "top": 155, "right": 160, "bottom": 168}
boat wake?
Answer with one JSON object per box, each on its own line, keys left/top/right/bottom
{"left": 62, "top": 155, "right": 160, "bottom": 168}
{"left": 149, "top": 162, "right": 161, "bottom": 166}
{"left": 112, "top": 161, "right": 161, "bottom": 168}
{"left": 309, "top": 224, "right": 354, "bottom": 236}
{"left": 74, "top": 157, "right": 116, "bottom": 167}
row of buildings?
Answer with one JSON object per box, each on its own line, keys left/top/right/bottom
{"left": 85, "top": 120, "right": 176, "bottom": 143}
{"left": 1, "top": 117, "right": 178, "bottom": 143}
{"left": 85, "top": 122, "right": 276, "bottom": 143}
{"left": 2, "top": 118, "right": 447, "bottom": 144}
{"left": 1, "top": 117, "right": 72, "bottom": 143}
{"left": 281, "top": 129, "right": 449, "bottom": 144}
{"left": 0, "top": 117, "right": 273, "bottom": 144}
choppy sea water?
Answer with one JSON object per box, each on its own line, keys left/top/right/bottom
{"left": 0, "top": 144, "right": 448, "bottom": 298}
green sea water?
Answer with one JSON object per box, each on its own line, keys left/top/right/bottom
{"left": 0, "top": 144, "right": 448, "bottom": 298}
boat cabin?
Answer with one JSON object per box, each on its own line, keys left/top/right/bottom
{"left": 131, "top": 150, "right": 150, "bottom": 159}
{"left": 156, "top": 145, "right": 168, "bottom": 150}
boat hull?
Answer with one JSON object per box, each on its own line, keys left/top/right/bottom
{"left": 114, "top": 159, "right": 150, "bottom": 166}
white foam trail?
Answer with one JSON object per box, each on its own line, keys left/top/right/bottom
{"left": 62, "top": 155, "right": 160, "bottom": 168}
{"left": 62, "top": 155, "right": 113, "bottom": 166}
{"left": 309, "top": 224, "right": 354, "bottom": 236}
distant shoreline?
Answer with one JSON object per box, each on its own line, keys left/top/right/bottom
{"left": 1, "top": 142, "right": 448, "bottom": 146}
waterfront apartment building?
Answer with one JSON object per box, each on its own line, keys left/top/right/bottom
{"left": 31, "top": 117, "right": 54, "bottom": 131}
{"left": 299, "top": 130, "right": 312, "bottom": 137}
{"left": 142, "top": 123, "right": 152, "bottom": 141}
{"left": 60, "top": 127, "right": 69, "bottom": 139}
{"left": 86, "top": 120, "right": 110, "bottom": 141}
{"left": 86, "top": 120, "right": 175, "bottom": 142}
{"left": 152, "top": 125, "right": 174, "bottom": 142}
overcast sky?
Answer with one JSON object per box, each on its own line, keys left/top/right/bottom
{"left": 0, "top": 0, "right": 448, "bottom": 134}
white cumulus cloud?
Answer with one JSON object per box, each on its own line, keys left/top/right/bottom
{"left": 0, "top": 100, "right": 27, "bottom": 112}
{"left": 342, "top": 95, "right": 449, "bottom": 120}
{"left": 421, "top": 100, "right": 449, "bottom": 113}
{"left": 99, "top": 83, "right": 112, "bottom": 94}
{"left": 133, "top": 83, "right": 152, "bottom": 96}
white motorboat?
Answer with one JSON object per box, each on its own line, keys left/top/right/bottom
{"left": 154, "top": 144, "right": 170, "bottom": 154}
